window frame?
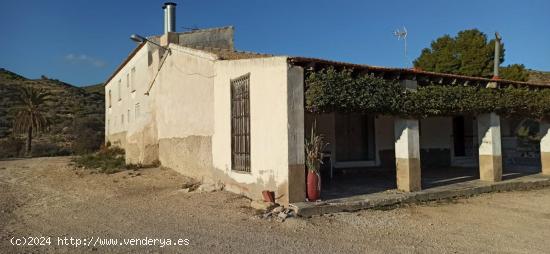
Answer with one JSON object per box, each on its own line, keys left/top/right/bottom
{"left": 230, "top": 73, "right": 251, "bottom": 173}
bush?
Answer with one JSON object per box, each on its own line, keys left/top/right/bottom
{"left": 0, "top": 137, "right": 24, "bottom": 158}
{"left": 72, "top": 146, "right": 125, "bottom": 173}
{"left": 71, "top": 116, "right": 104, "bottom": 154}
{"left": 31, "top": 142, "right": 71, "bottom": 157}
{"left": 125, "top": 159, "right": 161, "bottom": 170}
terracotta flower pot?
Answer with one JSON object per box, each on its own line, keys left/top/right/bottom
{"left": 262, "top": 190, "right": 275, "bottom": 202}
{"left": 307, "top": 171, "right": 320, "bottom": 201}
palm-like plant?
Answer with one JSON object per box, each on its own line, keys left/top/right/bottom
{"left": 12, "top": 86, "right": 52, "bottom": 156}
{"left": 305, "top": 121, "right": 328, "bottom": 174}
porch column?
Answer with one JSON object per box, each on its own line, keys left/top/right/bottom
{"left": 540, "top": 122, "right": 550, "bottom": 175}
{"left": 477, "top": 113, "right": 502, "bottom": 182}
{"left": 394, "top": 118, "right": 421, "bottom": 192}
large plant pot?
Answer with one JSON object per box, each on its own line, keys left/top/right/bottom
{"left": 307, "top": 171, "right": 320, "bottom": 201}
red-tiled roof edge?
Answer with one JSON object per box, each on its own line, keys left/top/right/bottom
{"left": 288, "top": 56, "right": 550, "bottom": 88}
{"left": 104, "top": 42, "right": 146, "bottom": 86}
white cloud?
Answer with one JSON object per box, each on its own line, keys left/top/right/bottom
{"left": 64, "top": 53, "right": 106, "bottom": 68}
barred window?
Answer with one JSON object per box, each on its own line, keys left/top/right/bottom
{"left": 230, "top": 73, "right": 251, "bottom": 172}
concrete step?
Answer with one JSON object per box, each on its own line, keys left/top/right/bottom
{"left": 291, "top": 174, "right": 550, "bottom": 217}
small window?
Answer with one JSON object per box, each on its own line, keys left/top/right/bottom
{"left": 148, "top": 51, "right": 153, "bottom": 66}
{"left": 131, "top": 67, "right": 136, "bottom": 92}
{"left": 126, "top": 73, "right": 130, "bottom": 88}
{"left": 108, "top": 90, "right": 112, "bottom": 108}
{"left": 230, "top": 73, "right": 251, "bottom": 172}
{"left": 118, "top": 79, "right": 121, "bottom": 101}
{"left": 121, "top": 114, "right": 124, "bottom": 125}
{"left": 127, "top": 109, "right": 130, "bottom": 123}
{"left": 135, "top": 103, "right": 140, "bottom": 119}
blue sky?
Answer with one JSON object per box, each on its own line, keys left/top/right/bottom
{"left": 0, "top": 0, "right": 548, "bottom": 86}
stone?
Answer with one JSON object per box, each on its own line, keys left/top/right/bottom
{"left": 278, "top": 211, "right": 289, "bottom": 220}
{"left": 178, "top": 188, "right": 190, "bottom": 193}
{"left": 181, "top": 182, "right": 199, "bottom": 190}
{"left": 196, "top": 182, "right": 224, "bottom": 193}
{"left": 250, "top": 200, "right": 275, "bottom": 210}
{"left": 272, "top": 206, "right": 284, "bottom": 213}
{"left": 262, "top": 212, "right": 273, "bottom": 219}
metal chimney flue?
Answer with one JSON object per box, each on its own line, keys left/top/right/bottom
{"left": 163, "top": 2, "right": 177, "bottom": 34}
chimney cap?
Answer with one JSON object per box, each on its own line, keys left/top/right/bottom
{"left": 162, "top": 2, "right": 177, "bottom": 9}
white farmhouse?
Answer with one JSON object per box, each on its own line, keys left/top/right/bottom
{"left": 105, "top": 2, "right": 550, "bottom": 205}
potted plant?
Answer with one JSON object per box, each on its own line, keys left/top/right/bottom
{"left": 305, "top": 121, "right": 327, "bottom": 201}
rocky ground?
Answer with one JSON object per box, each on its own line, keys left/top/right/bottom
{"left": 1, "top": 157, "right": 550, "bottom": 253}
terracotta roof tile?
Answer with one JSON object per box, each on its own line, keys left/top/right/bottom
{"left": 289, "top": 57, "right": 550, "bottom": 88}
{"left": 188, "top": 45, "right": 273, "bottom": 60}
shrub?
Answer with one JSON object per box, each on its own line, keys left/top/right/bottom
{"left": 125, "top": 159, "right": 161, "bottom": 170}
{"left": 71, "top": 116, "right": 104, "bottom": 154}
{"left": 0, "top": 137, "right": 24, "bottom": 158}
{"left": 31, "top": 142, "right": 71, "bottom": 157}
{"left": 72, "top": 146, "right": 125, "bottom": 173}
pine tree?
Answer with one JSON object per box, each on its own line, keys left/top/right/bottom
{"left": 414, "top": 29, "right": 528, "bottom": 81}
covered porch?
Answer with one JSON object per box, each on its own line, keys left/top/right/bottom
{"left": 305, "top": 111, "right": 548, "bottom": 200}
{"left": 291, "top": 56, "right": 550, "bottom": 204}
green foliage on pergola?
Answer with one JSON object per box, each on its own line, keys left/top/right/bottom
{"left": 305, "top": 67, "right": 550, "bottom": 119}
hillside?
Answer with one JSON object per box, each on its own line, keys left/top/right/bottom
{"left": 528, "top": 69, "right": 550, "bottom": 85}
{"left": 82, "top": 83, "right": 105, "bottom": 95}
{"left": 0, "top": 68, "right": 105, "bottom": 157}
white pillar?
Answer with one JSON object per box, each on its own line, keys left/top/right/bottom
{"left": 540, "top": 123, "right": 550, "bottom": 175}
{"left": 477, "top": 113, "right": 502, "bottom": 182}
{"left": 394, "top": 118, "right": 421, "bottom": 192}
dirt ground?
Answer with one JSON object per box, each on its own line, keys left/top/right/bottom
{"left": 1, "top": 157, "right": 550, "bottom": 253}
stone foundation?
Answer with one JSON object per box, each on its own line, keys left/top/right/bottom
{"left": 479, "top": 155, "right": 502, "bottom": 182}
{"left": 286, "top": 164, "right": 306, "bottom": 204}
{"left": 158, "top": 135, "right": 298, "bottom": 205}
{"left": 542, "top": 152, "right": 550, "bottom": 175}
{"left": 396, "top": 158, "right": 421, "bottom": 192}
{"left": 158, "top": 136, "right": 214, "bottom": 180}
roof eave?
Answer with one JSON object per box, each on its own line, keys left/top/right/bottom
{"left": 104, "top": 42, "right": 146, "bottom": 86}
{"left": 288, "top": 56, "right": 549, "bottom": 88}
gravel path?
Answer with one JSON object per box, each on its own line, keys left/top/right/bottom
{"left": 1, "top": 157, "right": 550, "bottom": 253}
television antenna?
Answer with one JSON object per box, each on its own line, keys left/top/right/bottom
{"left": 393, "top": 26, "right": 408, "bottom": 66}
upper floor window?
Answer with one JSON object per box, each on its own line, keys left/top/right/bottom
{"left": 108, "top": 90, "right": 112, "bottom": 108}
{"left": 118, "top": 79, "right": 122, "bottom": 101}
{"left": 148, "top": 51, "right": 153, "bottom": 66}
{"left": 135, "top": 103, "right": 140, "bottom": 119}
{"left": 126, "top": 73, "right": 130, "bottom": 88}
{"left": 130, "top": 67, "right": 136, "bottom": 92}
